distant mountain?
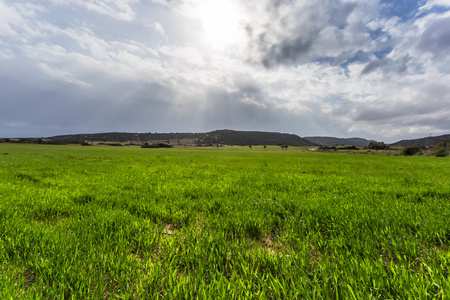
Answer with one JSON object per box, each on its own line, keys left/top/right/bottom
{"left": 198, "top": 130, "right": 315, "bottom": 146}
{"left": 390, "top": 134, "right": 450, "bottom": 147}
{"left": 46, "top": 130, "right": 316, "bottom": 146}
{"left": 303, "top": 136, "right": 376, "bottom": 146}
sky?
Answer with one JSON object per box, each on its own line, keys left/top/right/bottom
{"left": 1, "top": 0, "right": 449, "bottom": 142}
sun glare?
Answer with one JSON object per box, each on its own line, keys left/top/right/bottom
{"left": 196, "top": 0, "right": 243, "bottom": 49}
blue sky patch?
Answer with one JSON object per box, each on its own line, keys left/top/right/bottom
{"left": 380, "top": 0, "right": 422, "bottom": 21}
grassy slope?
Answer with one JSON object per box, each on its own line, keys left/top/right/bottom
{"left": 0, "top": 144, "right": 449, "bottom": 299}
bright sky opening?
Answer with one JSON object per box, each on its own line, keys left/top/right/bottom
{"left": 196, "top": 0, "right": 244, "bottom": 49}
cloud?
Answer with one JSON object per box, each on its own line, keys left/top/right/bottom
{"left": 419, "top": 0, "right": 450, "bottom": 12}
{"left": 417, "top": 16, "right": 450, "bottom": 58}
{"left": 153, "top": 22, "right": 169, "bottom": 41}
{"left": 49, "top": 0, "right": 138, "bottom": 21}
{"left": 361, "top": 59, "right": 389, "bottom": 75}
{"left": 329, "top": 73, "right": 450, "bottom": 139}
{"left": 242, "top": 0, "right": 378, "bottom": 68}
{"left": 0, "top": 0, "right": 449, "bottom": 142}
{"left": 0, "top": 1, "right": 50, "bottom": 41}
{"left": 361, "top": 55, "right": 411, "bottom": 75}
{"left": 159, "top": 45, "right": 205, "bottom": 66}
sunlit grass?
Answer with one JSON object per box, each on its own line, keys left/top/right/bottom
{"left": 0, "top": 144, "right": 449, "bottom": 298}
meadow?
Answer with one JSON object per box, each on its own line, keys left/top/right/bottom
{"left": 0, "top": 144, "right": 449, "bottom": 299}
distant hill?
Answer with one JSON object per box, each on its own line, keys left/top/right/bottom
{"left": 198, "top": 130, "right": 315, "bottom": 146}
{"left": 303, "top": 136, "right": 376, "bottom": 146}
{"left": 46, "top": 130, "right": 316, "bottom": 146}
{"left": 11, "top": 131, "right": 450, "bottom": 148}
{"left": 390, "top": 134, "right": 450, "bottom": 147}
{"left": 47, "top": 132, "right": 204, "bottom": 143}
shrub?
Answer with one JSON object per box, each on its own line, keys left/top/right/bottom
{"left": 141, "top": 143, "right": 173, "bottom": 149}
{"left": 157, "top": 143, "right": 173, "bottom": 148}
{"left": 435, "top": 140, "right": 450, "bottom": 150}
{"left": 435, "top": 148, "right": 449, "bottom": 157}
{"left": 401, "top": 146, "right": 423, "bottom": 156}
{"left": 339, "top": 145, "right": 358, "bottom": 150}
{"left": 318, "top": 146, "right": 337, "bottom": 151}
{"left": 368, "top": 142, "right": 389, "bottom": 150}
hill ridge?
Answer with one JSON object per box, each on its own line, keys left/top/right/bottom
{"left": 16, "top": 131, "right": 449, "bottom": 147}
{"left": 389, "top": 134, "right": 450, "bottom": 147}
{"left": 46, "top": 130, "right": 316, "bottom": 146}
{"left": 303, "top": 136, "right": 377, "bottom": 146}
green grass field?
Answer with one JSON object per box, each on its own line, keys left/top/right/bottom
{"left": 0, "top": 144, "right": 449, "bottom": 299}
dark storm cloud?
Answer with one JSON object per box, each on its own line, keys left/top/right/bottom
{"left": 329, "top": 1, "right": 358, "bottom": 29}
{"left": 246, "top": 0, "right": 360, "bottom": 68}
{"left": 389, "top": 55, "right": 411, "bottom": 73}
{"left": 361, "top": 55, "right": 411, "bottom": 75}
{"left": 417, "top": 16, "right": 450, "bottom": 58}
{"left": 246, "top": 10, "right": 318, "bottom": 67}
{"left": 361, "top": 59, "right": 390, "bottom": 75}
{"left": 260, "top": 37, "right": 313, "bottom": 68}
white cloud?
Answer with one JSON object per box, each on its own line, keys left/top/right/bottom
{"left": 419, "top": 0, "right": 450, "bottom": 11}
{"left": 38, "top": 62, "right": 92, "bottom": 88}
{"left": 0, "top": 1, "right": 44, "bottom": 40}
{"left": 150, "top": 0, "right": 201, "bottom": 16}
{"left": 50, "top": 0, "right": 138, "bottom": 21}
{"left": 153, "top": 22, "right": 168, "bottom": 41}
{"left": 159, "top": 45, "right": 205, "bottom": 66}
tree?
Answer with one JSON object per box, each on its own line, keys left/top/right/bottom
{"left": 368, "top": 142, "right": 389, "bottom": 150}
{"left": 401, "top": 146, "right": 422, "bottom": 156}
